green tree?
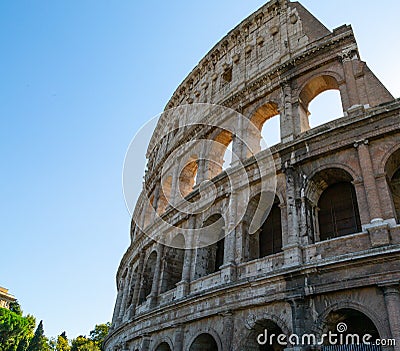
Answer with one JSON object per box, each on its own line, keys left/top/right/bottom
{"left": 70, "top": 336, "right": 98, "bottom": 351}
{"left": 9, "top": 301, "right": 22, "bottom": 316}
{"left": 55, "top": 332, "right": 70, "bottom": 351}
{"left": 89, "top": 323, "right": 110, "bottom": 350}
{"left": 26, "top": 320, "right": 50, "bottom": 351}
{"left": 0, "top": 308, "right": 35, "bottom": 351}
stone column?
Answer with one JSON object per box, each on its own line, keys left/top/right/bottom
{"left": 280, "top": 81, "right": 298, "bottom": 143}
{"left": 128, "top": 251, "right": 146, "bottom": 319}
{"left": 118, "top": 266, "right": 131, "bottom": 322}
{"left": 221, "top": 189, "right": 238, "bottom": 283}
{"left": 283, "top": 165, "right": 302, "bottom": 266}
{"left": 196, "top": 158, "right": 207, "bottom": 184}
{"left": 355, "top": 140, "right": 390, "bottom": 246}
{"left": 381, "top": 284, "right": 400, "bottom": 350}
{"left": 149, "top": 245, "right": 164, "bottom": 308}
{"left": 355, "top": 139, "right": 382, "bottom": 221}
{"left": 111, "top": 285, "right": 123, "bottom": 327}
{"left": 177, "top": 216, "right": 195, "bottom": 298}
{"left": 221, "top": 311, "right": 235, "bottom": 351}
{"left": 340, "top": 49, "right": 360, "bottom": 108}
{"left": 173, "top": 325, "right": 185, "bottom": 351}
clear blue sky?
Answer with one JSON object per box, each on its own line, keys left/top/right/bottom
{"left": 1, "top": 0, "right": 399, "bottom": 339}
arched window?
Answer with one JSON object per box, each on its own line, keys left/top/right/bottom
{"left": 189, "top": 333, "right": 218, "bottom": 351}
{"left": 243, "top": 319, "right": 285, "bottom": 351}
{"left": 250, "top": 102, "right": 281, "bottom": 154}
{"left": 299, "top": 75, "right": 343, "bottom": 132}
{"left": 179, "top": 158, "right": 198, "bottom": 197}
{"left": 318, "top": 182, "right": 361, "bottom": 241}
{"left": 325, "top": 308, "right": 380, "bottom": 344}
{"left": 194, "top": 214, "right": 225, "bottom": 279}
{"left": 160, "top": 235, "right": 185, "bottom": 293}
{"left": 210, "top": 129, "right": 233, "bottom": 177}
{"left": 138, "top": 251, "right": 157, "bottom": 305}
{"left": 259, "top": 197, "right": 282, "bottom": 258}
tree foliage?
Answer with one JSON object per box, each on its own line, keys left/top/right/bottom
{"left": 26, "top": 320, "right": 50, "bottom": 351}
{"left": 89, "top": 323, "right": 110, "bottom": 350}
{"left": 0, "top": 307, "right": 35, "bottom": 351}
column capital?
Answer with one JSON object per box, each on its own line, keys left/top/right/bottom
{"left": 353, "top": 139, "right": 369, "bottom": 148}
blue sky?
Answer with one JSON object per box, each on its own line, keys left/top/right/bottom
{"left": 1, "top": 0, "right": 399, "bottom": 339}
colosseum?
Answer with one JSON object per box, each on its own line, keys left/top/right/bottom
{"left": 105, "top": 1, "right": 400, "bottom": 350}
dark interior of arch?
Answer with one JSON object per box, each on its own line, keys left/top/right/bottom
{"left": 138, "top": 251, "right": 157, "bottom": 305}
{"left": 155, "top": 342, "right": 172, "bottom": 351}
{"left": 194, "top": 214, "right": 225, "bottom": 278}
{"left": 318, "top": 182, "right": 361, "bottom": 241}
{"left": 244, "top": 319, "right": 285, "bottom": 351}
{"left": 189, "top": 333, "right": 218, "bottom": 351}
{"left": 259, "top": 196, "right": 282, "bottom": 258}
{"left": 161, "top": 243, "right": 185, "bottom": 293}
{"left": 325, "top": 308, "right": 380, "bottom": 344}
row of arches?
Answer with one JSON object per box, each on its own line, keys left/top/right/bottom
{"left": 152, "top": 308, "right": 382, "bottom": 351}
{"left": 148, "top": 74, "right": 346, "bottom": 219}
{"left": 127, "top": 155, "right": 400, "bottom": 314}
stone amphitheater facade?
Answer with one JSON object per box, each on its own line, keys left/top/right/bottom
{"left": 105, "top": 1, "right": 400, "bottom": 350}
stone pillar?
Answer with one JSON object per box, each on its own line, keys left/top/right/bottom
{"left": 221, "top": 189, "right": 238, "bottom": 283}
{"left": 177, "top": 216, "right": 195, "bottom": 298}
{"left": 283, "top": 165, "right": 302, "bottom": 266}
{"left": 149, "top": 245, "right": 164, "bottom": 308}
{"left": 173, "top": 325, "right": 185, "bottom": 351}
{"left": 381, "top": 284, "right": 400, "bottom": 349}
{"left": 141, "top": 336, "right": 151, "bottom": 351}
{"left": 111, "top": 285, "right": 123, "bottom": 327}
{"left": 221, "top": 311, "right": 235, "bottom": 351}
{"left": 355, "top": 139, "right": 382, "bottom": 221}
{"left": 118, "top": 267, "right": 131, "bottom": 322}
{"left": 128, "top": 251, "right": 146, "bottom": 319}
{"left": 340, "top": 49, "right": 360, "bottom": 108}
{"left": 280, "top": 81, "right": 298, "bottom": 143}
{"left": 196, "top": 158, "right": 207, "bottom": 184}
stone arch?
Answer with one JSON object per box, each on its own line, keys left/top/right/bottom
{"left": 314, "top": 301, "right": 390, "bottom": 342}
{"left": 160, "top": 234, "right": 185, "bottom": 293}
{"left": 249, "top": 101, "right": 281, "bottom": 153}
{"left": 187, "top": 329, "right": 222, "bottom": 351}
{"left": 208, "top": 128, "right": 233, "bottom": 177}
{"left": 242, "top": 315, "right": 289, "bottom": 351}
{"left": 306, "top": 167, "right": 361, "bottom": 242}
{"left": 194, "top": 214, "right": 225, "bottom": 279}
{"left": 242, "top": 192, "right": 283, "bottom": 261}
{"left": 138, "top": 250, "right": 158, "bottom": 305}
{"left": 297, "top": 74, "right": 343, "bottom": 132}
{"left": 178, "top": 156, "right": 198, "bottom": 198}
{"left": 157, "top": 175, "right": 173, "bottom": 215}
{"left": 383, "top": 146, "right": 400, "bottom": 223}
{"left": 152, "top": 337, "right": 173, "bottom": 351}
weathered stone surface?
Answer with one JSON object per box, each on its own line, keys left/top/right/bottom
{"left": 105, "top": 1, "right": 400, "bottom": 350}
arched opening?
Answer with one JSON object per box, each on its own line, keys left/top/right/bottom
{"left": 244, "top": 319, "right": 285, "bottom": 351}
{"left": 160, "top": 235, "right": 185, "bottom": 293}
{"left": 299, "top": 75, "right": 343, "bottom": 132}
{"left": 308, "top": 90, "right": 343, "bottom": 128}
{"left": 259, "top": 196, "right": 283, "bottom": 257}
{"left": 126, "top": 267, "right": 138, "bottom": 310}
{"left": 251, "top": 102, "right": 281, "bottom": 151}
{"left": 138, "top": 251, "right": 157, "bottom": 305}
{"left": 189, "top": 333, "right": 218, "bottom": 351}
{"left": 158, "top": 176, "right": 172, "bottom": 214}
{"left": 385, "top": 148, "right": 400, "bottom": 223}
{"left": 194, "top": 214, "right": 225, "bottom": 279}
{"left": 318, "top": 182, "right": 361, "bottom": 241}
{"left": 324, "top": 308, "right": 381, "bottom": 345}
{"left": 309, "top": 168, "right": 361, "bottom": 241}
{"left": 155, "top": 342, "right": 172, "bottom": 351}
{"left": 243, "top": 194, "right": 282, "bottom": 261}
{"left": 210, "top": 129, "right": 233, "bottom": 177}
{"left": 179, "top": 158, "right": 198, "bottom": 197}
